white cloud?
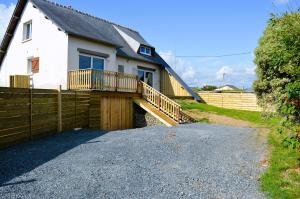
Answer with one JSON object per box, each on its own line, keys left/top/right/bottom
{"left": 159, "top": 51, "right": 198, "bottom": 85}
{"left": 159, "top": 50, "right": 257, "bottom": 89}
{"left": 0, "top": 3, "right": 15, "bottom": 40}
{"left": 245, "top": 66, "right": 256, "bottom": 75}
{"left": 216, "top": 66, "right": 233, "bottom": 80}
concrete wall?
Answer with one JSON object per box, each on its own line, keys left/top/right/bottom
{"left": 0, "top": 1, "right": 68, "bottom": 89}
{"left": 67, "top": 36, "right": 117, "bottom": 72}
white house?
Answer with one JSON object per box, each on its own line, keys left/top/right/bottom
{"left": 0, "top": 0, "right": 200, "bottom": 101}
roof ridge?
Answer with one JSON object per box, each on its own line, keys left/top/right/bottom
{"left": 36, "top": 0, "right": 139, "bottom": 34}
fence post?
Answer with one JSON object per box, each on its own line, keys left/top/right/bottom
{"left": 29, "top": 88, "right": 33, "bottom": 140}
{"left": 57, "top": 85, "right": 62, "bottom": 133}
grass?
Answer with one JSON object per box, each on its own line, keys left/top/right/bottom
{"left": 177, "top": 99, "right": 300, "bottom": 199}
{"left": 177, "top": 99, "right": 279, "bottom": 127}
{"left": 261, "top": 130, "right": 300, "bottom": 199}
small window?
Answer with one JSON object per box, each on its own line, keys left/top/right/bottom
{"left": 79, "top": 54, "right": 105, "bottom": 70}
{"left": 140, "top": 46, "right": 152, "bottom": 56}
{"left": 27, "top": 58, "right": 32, "bottom": 74}
{"left": 118, "top": 65, "right": 124, "bottom": 73}
{"left": 23, "top": 21, "right": 32, "bottom": 41}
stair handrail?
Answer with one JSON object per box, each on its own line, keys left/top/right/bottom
{"left": 140, "top": 81, "right": 182, "bottom": 122}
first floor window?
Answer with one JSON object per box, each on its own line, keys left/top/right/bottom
{"left": 27, "top": 58, "right": 32, "bottom": 74}
{"left": 138, "top": 69, "right": 154, "bottom": 87}
{"left": 79, "top": 54, "right": 104, "bottom": 70}
{"left": 118, "top": 65, "right": 124, "bottom": 73}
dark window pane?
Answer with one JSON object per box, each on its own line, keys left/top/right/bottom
{"left": 118, "top": 65, "right": 124, "bottom": 73}
{"left": 93, "top": 58, "right": 104, "bottom": 70}
{"left": 145, "top": 72, "right": 153, "bottom": 87}
{"left": 138, "top": 70, "right": 144, "bottom": 81}
{"left": 79, "top": 55, "right": 91, "bottom": 69}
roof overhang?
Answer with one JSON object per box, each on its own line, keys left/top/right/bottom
{"left": 0, "top": 0, "right": 28, "bottom": 68}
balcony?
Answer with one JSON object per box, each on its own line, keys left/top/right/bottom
{"left": 68, "top": 69, "right": 139, "bottom": 93}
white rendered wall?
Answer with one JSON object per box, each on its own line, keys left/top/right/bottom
{"left": 68, "top": 36, "right": 117, "bottom": 72}
{"left": 0, "top": 1, "right": 68, "bottom": 89}
{"left": 116, "top": 57, "right": 161, "bottom": 91}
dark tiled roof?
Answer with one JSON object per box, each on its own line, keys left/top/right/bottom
{"left": 0, "top": 0, "right": 200, "bottom": 101}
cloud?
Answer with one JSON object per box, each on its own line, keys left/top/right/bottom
{"left": 159, "top": 50, "right": 257, "bottom": 89}
{"left": 159, "top": 51, "right": 198, "bottom": 85}
{"left": 0, "top": 3, "right": 15, "bottom": 40}
{"left": 216, "top": 66, "right": 233, "bottom": 80}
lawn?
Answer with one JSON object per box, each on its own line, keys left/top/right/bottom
{"left": 177, "top": 100, "right": 300, "bottom": 199}
{"left": 177, "top": 99, "right": 279, "bottom": 127}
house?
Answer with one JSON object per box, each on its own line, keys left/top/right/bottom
{"left": 215, "top": 85, "right": 240, "bottom": 91}
{"left": 0, "top": 0, "right": 200, "bottom": 102}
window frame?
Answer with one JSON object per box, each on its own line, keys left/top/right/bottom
{"left": 79, "top": 53, "right": 105, "bottom": 70}
{"left": 138, "top": 69, "right": 154, "bottom": 87}
{"left": 139, "top": 46, "right": 152, "bottom": 56}
{"left": 23, "top": 20, "right": 32, "bottom": 42}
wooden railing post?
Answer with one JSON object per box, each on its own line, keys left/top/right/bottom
{"left": 57, "top": 85, "right": 62, "bottom": 133}
{"left": 115, "top": 72, "right": 118, "bottom": 91}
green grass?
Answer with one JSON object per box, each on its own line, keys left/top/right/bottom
{"left": 177, "top": 99, "right": 300, "bottom": 198}
{"left": 261, "top": 130, "right": 300, "bottom": 199}
{"left": 177, "top": 100, "right": 279, "bottom": 127}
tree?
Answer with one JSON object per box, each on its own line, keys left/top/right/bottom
{"left": 254, "top": 12, "right": 300, "bottom": 146}
{"left": 201, "top": 85, "right": 217, "bottom": 91}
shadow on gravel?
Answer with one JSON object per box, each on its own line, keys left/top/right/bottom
{"left": 0, "top": 129, "right": 109, "bottom": 187}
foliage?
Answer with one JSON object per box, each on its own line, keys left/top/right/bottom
{"left": 254, "top": 11, "right": 300, "bottom": 147}
{"left": 201, "top": 85, "right": 218, "bottom": 91}
{"left": 261, "top": 130, "right": 300, "bottom": 199}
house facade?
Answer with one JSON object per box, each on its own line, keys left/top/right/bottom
{"left": 0, "top": 0, "right": 200, "bottom": 101}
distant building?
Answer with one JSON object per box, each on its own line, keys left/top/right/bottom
{"left": 215, "top": 85, "right": 240, "bottom": 91}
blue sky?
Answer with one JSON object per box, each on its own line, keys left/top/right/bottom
{"left": 0, "top": 0, "right": 296, "bottom": 88}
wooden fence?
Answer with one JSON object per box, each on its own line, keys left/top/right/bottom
{"left": 0, "top": 87, "right": 90, "bottom": 148}
{"left": 0, "top": 87, "right": 141, "bottom": 148}
{"left": 198, "top": 92, "right": 262, "bottom": 112}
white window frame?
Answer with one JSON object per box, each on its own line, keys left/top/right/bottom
{"left": 79, "top": 53, "right": 105, "bottom": 70}
{"left": 23, "top": 20, "right": 32, "bottom": 42}
{"left": 140, "top": 46, "right": 152, "bottom": 56}
{"left": 138, "top": 69, "right": 154, "bottom": 87}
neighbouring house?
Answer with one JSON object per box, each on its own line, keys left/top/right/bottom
{"left": 215, "top": 85, "right": 240, "bottom": 91}
{"left": 0, "top": 0, "right": 200, "bottom": 101}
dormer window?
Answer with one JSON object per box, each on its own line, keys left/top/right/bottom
{"left": 140, "top": 46, "right": 151, "bottom": 56}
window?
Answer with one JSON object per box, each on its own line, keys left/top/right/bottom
{"left": 27, "top": 58, "right": 32, "bottom": 74}
{"left": 138, "top": 69, "right": 154, "bottom": 87}
{"left": 140, "top": 46, "right": 152, "bottom": 56}
{"left": 79, "top": 54, "right": 104, "bottom": 70}
{"left": 118, "top": 65, "right": 124, "bottom": 73}
{"left": 23, "top": 21, "right": 32, "bottom": 41}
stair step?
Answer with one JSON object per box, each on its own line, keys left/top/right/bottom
{"left": 133, "top": 98, "right": 178, "bottom": 127}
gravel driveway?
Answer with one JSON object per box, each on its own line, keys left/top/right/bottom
{"left": 0, "top": 123, "right": 267, "bottom": 199}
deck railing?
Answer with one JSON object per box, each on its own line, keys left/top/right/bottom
{"left": 68, "top": 69, "right": 138, "bottom": 92}
{"left": 140, "top": 81, "right": 182, "bottom": 122}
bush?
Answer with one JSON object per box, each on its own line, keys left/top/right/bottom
{"left": 254, "top": 12, "right": 300, "bottom": 147}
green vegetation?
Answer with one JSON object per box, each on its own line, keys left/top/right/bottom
{"left": 177, "top": 99, "right": 299, "bottom": 198}
{"left": 261, "top": 130, "right": 300, "bottom": 199}
{"left": 177, "top": 100, "right": 279, "bottom": 127}
{"left": 254, "top": 12, "right": 300, "bottom": 145}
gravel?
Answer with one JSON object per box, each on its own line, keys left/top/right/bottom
{"left": 0, "top": 123, "right": 267, "bottom": 199}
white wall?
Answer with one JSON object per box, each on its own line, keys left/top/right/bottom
{"left": 116, "top": 57, "right": 161, "bottom": 90}
{"left": 68, "top": 36, "right": 117, "bottom": 71}
{"left": 0, "top": 1, "right": 68, "bottom": 89}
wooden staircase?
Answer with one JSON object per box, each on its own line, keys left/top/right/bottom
{"left": 134, "top": 81, "right": 195, "bottom": 126}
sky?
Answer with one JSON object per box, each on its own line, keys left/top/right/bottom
{"left": 0, "top": 0, "right": 296, "bottom": 89}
